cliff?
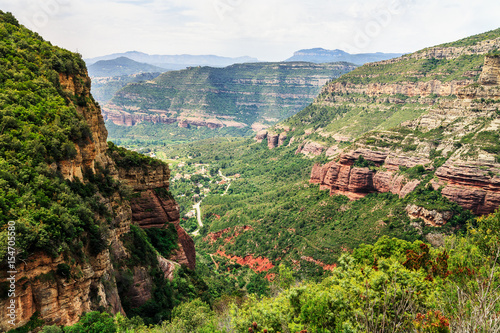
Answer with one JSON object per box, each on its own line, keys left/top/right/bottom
{"left": 0, "top": 14, "right": 193, "bottom": 330}
{"left": 309, "top": 55, "right": 500, "bottom": 217}
{"left": 102, "top": 62, "right": 357, "bottom": 133}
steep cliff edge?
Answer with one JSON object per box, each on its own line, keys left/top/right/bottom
{"left": 0, "top": 13, "right": 193, "bottom": 330}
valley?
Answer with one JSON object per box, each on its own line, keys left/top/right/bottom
{"left": 0, "top": 9, "right": 500, "bottom": 333}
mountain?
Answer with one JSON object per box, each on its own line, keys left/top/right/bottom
{"left": 87, "top": 56, "right": 167, "bottom": 77}
{"left": 285, "top": 47, "right": 403, "bottom": 64}
{"left": 85, "top": 51, "right": 259, "bottom": 70}
{"left": 262, "top": 27, "right": 500, "bottom": 217}
{"left": 91, "top": 72, "right": 163, "bottom": 105}
{"left": 102, "top": 61, "right": 357, "bottom": 144}
{"left": 0, "top": 11, "right": 197, "bottom": 330}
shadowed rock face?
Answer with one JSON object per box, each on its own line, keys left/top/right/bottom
{"left": 128, "top": 188, "right": 195, "bottom": 270}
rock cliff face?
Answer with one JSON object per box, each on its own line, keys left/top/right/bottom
{"left": 309, "top": 55, "right": 500, "bottom": 216}
{"left": 0, "top": 70, "right": 193, "bottom": 330}
{"left": 310, "top": 149, "right": 425, "bottom": 200}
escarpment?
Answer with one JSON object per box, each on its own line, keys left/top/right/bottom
{"left": 309, "top": 55, "right": 500, "bottom": 216}
{"left": 102, "top": 62, "right": 357, "bottom": 132}
{"left": 0, "top": 19, "right": 193, "bottom": 331}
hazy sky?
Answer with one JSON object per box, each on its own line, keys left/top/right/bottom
{"left": 1, "top": 0, "right": 499, "bottom": 61}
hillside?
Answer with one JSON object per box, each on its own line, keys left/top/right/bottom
{"left": 102, "top": 62, "right": 356, "bottom": 145}
{"left": 85, "top": 51, "right": 259, "bottom": 70}
{"left": 90, "top": 72, "right": 162, "bottom": 105}
{"left": 264, "top": 28, "right": 500, "bottom": 218}
{"left": 0, "top": 11, "right": 199, "bottom": 330}
{"left": 134, "top": 28, "right": 500, "bottom": 287}
{"left": 87, "top": 56, "right": 167, "bottom": 77}
{"left": 1, "top": 11, "right": 500, "bottom": 332}
{"left": 285, "top": 47, "right": 403, "bottom": 64}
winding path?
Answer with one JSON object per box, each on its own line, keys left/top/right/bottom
{"left": 192, "top": 170, "right": 231, "bottom": 236}
{"left": 192, "top": 200, "right": 203, "bottom": 236}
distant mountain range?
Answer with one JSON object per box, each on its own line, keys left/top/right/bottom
{"left": 285, "top": 48, "right": 403, "bottom": 64}
{"left": 85, "top": 51, "right": 259, "bottom": 70}
{"left": 87, "top": 57, "right": 167, "bottom": 77}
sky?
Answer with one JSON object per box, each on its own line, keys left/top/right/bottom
{"left": 0, "top": 0, "right": 499, "bottom": 61}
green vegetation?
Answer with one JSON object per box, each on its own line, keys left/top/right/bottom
{"left": 151, "top": 137, "right": 472, "bottom": 271}
{"left": 108, "top": 62, "right": 356, "bottom": 132}
{"left": 278, "top": 28, "right": 499, "bottom": 143}
{"left": 0, "top": 10, "right": 122, "bottom": 259}
{"left": 43, "top": 211, "right": 500, "bottom": 332}
{"left": 438, "top": 27, "right": 500, "bottom": 48}
{"left": 106, "top": 121, "right": 254, "bottom": 147}
{"left": 353, "top": 155, "right": 375, "bottom": 168}
{"left": 90, "top": 72, "right": 161, "bottom": 105}
{"left": 107, "top": 141, "right": 166, "bottom": 169}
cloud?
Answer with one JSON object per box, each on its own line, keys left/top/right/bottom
{"left": 0, "top": 0, "right": 499, "bottom": 60}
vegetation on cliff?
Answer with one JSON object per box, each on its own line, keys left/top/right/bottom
{"left": 0, "top": 10, "right": 113, "bottom": 259}
{"left": 281, "top": 28, "right": 500, "bottom": 142}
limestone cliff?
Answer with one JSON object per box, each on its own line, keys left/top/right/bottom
{"left": 103, "top": 62, "right": 356, "bottom": 133}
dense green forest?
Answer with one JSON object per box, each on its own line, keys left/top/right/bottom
{"left": 0, "top": 11, "right": 116, "bottom": 260}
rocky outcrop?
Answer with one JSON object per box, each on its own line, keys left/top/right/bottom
{"left": 102, "top": 105, "right": 244, "bottom": 129}
{"left": 0, "top": 251, "right": 124, "bottom": 329}
{"left": 432, "top": 162, "right": 500, "bottom": 215}
{"left": 406, "top": 204, "right": 454, "bottom": 226}
{"left": 57, "top": 73, "right": 112, "bottom": 181}
{"left": 267, "top": 133, "right": 279, "bottom": 149}
{"left": 324, "top": 79, "right": 473, "bottom": 98}
{"left": 310, "top": 149, "right": 430, "bottom": 200}
{"left": 278, "top": 133, "right": 287, "bottom": 147}
{"left": 311, "top": 149, "right": 500, "bottom": 215}
{"left": 367, "top": 37, "right": 500, "bottom": 65}
{"left": 479, "top": 56, "right": 500, "bottom": 85}
{"left": 128, "top": 188, "right": 195, "bottom": 269}
{"left": 296, "top": 141, "right": 325, "bottom": 156}
{"left": 255, "top": 130, "right": 268, "bottom": 143}
{"left": 310, "top": 55, "right": 500, "bottom": 216}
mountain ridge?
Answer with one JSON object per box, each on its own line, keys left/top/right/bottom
{"left": 85, "top": 51, "right": 259, "bottom": 70}
{"left": 87, "top": 56, "right": 167, "bottom": 77}
{"left": 102, "top": 61, "right": 357, "bottom": 144}
{"left": 286, "top": 47, "right": 403, "bottom": 64}
{"left": 262, "top": 27, "right": 500, "bottom": 217}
